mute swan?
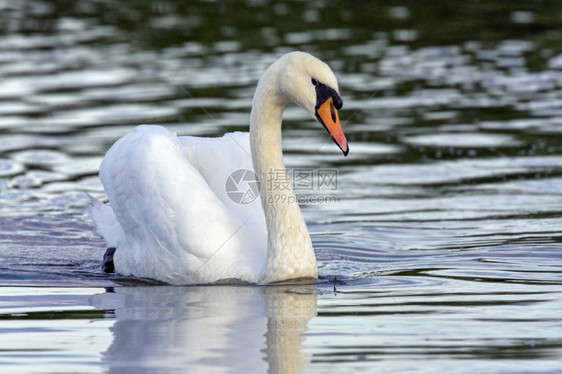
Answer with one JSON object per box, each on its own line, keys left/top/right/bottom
{"left": 89, "top": 51, "right": 348, "bottom": 285}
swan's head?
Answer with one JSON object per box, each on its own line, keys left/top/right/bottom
{"left": 278, "top": 52, "right": 349, "bottom": 156}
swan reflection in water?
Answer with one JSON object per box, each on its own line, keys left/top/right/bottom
{"left": 90, "top": 284, "right": 318, "bottom": 373}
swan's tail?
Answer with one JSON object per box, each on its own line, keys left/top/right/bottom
{"left": 87, "top": 193, "right": 124, "bottom": 248}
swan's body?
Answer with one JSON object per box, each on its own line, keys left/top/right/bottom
{"left": 89, "top": 52, "right": 348, "bottom": 285}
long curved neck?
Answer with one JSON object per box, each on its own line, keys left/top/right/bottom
{"left": 250, "top": 68, "right": 317, "bottom": 284}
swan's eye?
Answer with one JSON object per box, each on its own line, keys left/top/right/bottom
{"left": 311, "top": 78, "right": 318, "bottom": 86}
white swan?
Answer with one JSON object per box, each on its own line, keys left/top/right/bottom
{"left": 89, "top": 51, "right": 348, "bottom": 285}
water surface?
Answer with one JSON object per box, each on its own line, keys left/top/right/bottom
{"left": 1, "top": 1, "right": 561, "bottom": 373}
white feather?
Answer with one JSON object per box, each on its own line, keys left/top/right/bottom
{"left": 90, "top": 51, "right": 342, "bottom": 284}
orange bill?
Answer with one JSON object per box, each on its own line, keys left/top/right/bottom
{"left": 316, "top": 97, "right": 349, "bottom": 156}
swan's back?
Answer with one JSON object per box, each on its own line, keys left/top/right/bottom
{"left": 179, "top": 132, "right": 257, "bottom": 212}
{"left": 94, "top": 125, "right": 267, "bottom": 284}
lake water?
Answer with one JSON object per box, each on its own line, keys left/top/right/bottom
{"left": 1, "top": 1, "right": 561, "bottom": 373}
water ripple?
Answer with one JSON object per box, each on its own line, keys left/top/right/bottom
{"left": 1, "top": 2, "right": 562, "bottom": 372}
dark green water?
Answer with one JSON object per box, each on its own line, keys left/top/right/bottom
{"left": 0, "top": 1, "right": 561, "bottom": 373}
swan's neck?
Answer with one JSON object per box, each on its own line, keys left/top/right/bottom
{"left": 250, "top": 71, "right": 317, "bottom": 283}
